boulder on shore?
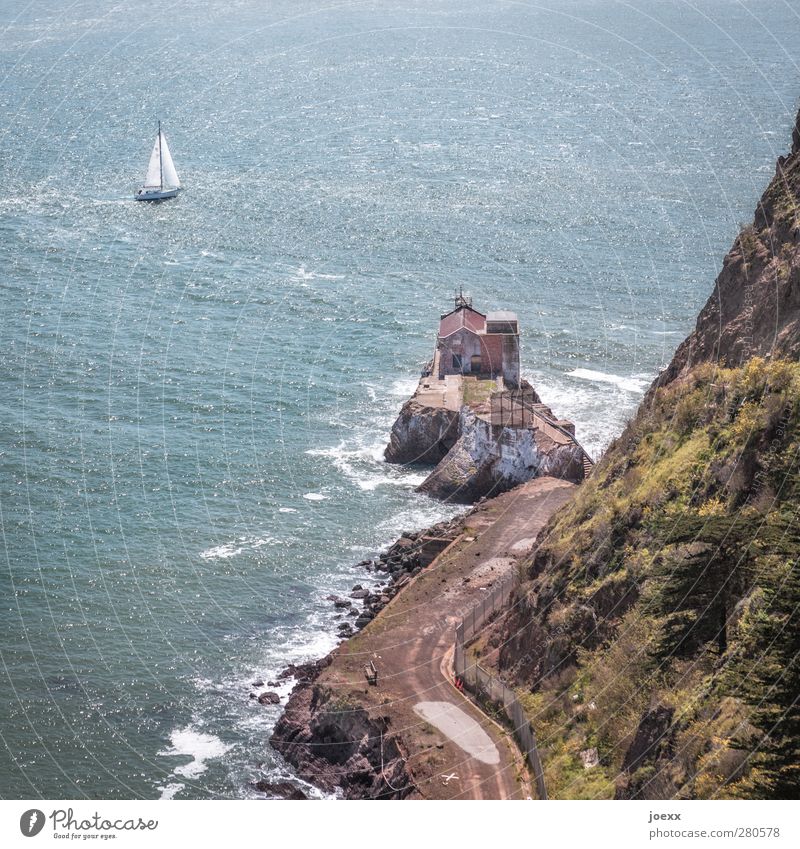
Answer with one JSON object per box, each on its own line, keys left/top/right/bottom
{"left": 252, "top": 779, "right": 308, "bottom": 800}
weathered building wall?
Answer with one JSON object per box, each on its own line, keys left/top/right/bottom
{"left": 437, "top": 328, "right": 483, "bottom": 378}
{"left": 501, "top": 333, "right": 520, "bottom": 387}
{"left": 478, "top": 334, "right": 504, "bottom": 376}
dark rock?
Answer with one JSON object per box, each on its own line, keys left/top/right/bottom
{"left": 393, "top": 574, "right": 410, "bottom": 591}
{"left": 351, "top": 584, "right": 363, "bottom": 591}
{"left": 349, "top": 589, "right": 369, "bottom": 599}
{"left": 270, "top": 687, "right": 413, "bottom": 799}
{"left": 276, "top": 657, "right": 331, "bottom": 684}
{"left": 384, "top": 399, "right": 460, "bottom": 465}
{"left": 252, "top": 779, "right": 308, "bottom": 800}
{"left": 615, "top": 705, "right": 677, "bottom": 800}
{"left": 251, "top": 679, "right": 264, "bottom": 688}
{"left": 331, "top": 596, "right": 351, "bottom": 608}
{"left": 258, "top": 691, "right": 281, "bottom": 705}
{"left": 416, "top": 401, "right": 583, "bottom": 503}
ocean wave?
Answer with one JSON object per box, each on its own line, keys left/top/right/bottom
{"left": 567, "top": 368, "right": 650, "bottom": 394}
{"left": 157, "top": 782, "right": 185, "bottom": 800}
{"left": 158, "top": 727, "right": 232, "bottom": 781}
{"left": 390, "top": 377, "right": 420, "bottom": 397}
{"left": 306, "top": 438, "right": 423, "bottom": 491}
{"left": 290, "top": 265, "right": 344, "bottom": 281}
{"left": 199, "top": 536, "right": 279, "bottom": 561}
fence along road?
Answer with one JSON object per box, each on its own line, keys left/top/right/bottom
{"left": 454, "top": 574, "right": 548, "bottom": 800}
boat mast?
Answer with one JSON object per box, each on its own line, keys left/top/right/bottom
{"left": 158, "top": 120, "right": 163, "bottom": 190}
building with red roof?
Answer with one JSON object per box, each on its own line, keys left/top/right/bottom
{"left": 436, "top": 292, "right": 520, "bottom": 387}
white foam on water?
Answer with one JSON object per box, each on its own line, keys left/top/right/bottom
{"left": 390, "top": 377, "right": 420, "bottom": 397}
{"left": 159, "top": 727, "right": 232, "bottom": 780}
{"left": 199, "top": 542, "right": 243, "bottom": 560}
{"left": 532, "top": 371, "right": 642, "bottom": 459}
{"left": 307, "top": 440, "right": 385, "bottom": 466}
{"left": 567, "top": 368, "right": 650, "bottom": 394}
{"left": 279, "top": 507, "right": 297, "bottom": 513}
{"left": 290, "top": 265, "right": 344, "bottom": 281}
{"left": 157, "top": 782, "right": 185, "bottom": 800}
{"left": 307, "top": 438, "right": 421, "bottom": 492}
{"left": 199, "top": 536, "right": 279, "bottom": 560}
{"left": 373, "top": 499, "right": 464, "bottom": 551}
{"left": 303, "top": 492, "right": 326, "bottom": 501}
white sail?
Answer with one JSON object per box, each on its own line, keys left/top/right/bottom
{"left": 143, "top": 134, "right": 163, "bottom": 187}
{"left": 159, "top": 133, "right": 180, "bottom": 188}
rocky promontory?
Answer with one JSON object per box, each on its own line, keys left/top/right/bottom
{"left": 416, "top": 405, "right": 584, "bottom": 502}
{"left": 385, "top": 368, "right": 587, "bottom": 502}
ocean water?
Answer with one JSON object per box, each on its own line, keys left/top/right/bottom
{"left": 1, "top": 0, "right": 799, "bottom": 799}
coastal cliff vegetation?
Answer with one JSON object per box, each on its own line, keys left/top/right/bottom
{"left": 501, "top": 355, "right": 800, "bottom": 800}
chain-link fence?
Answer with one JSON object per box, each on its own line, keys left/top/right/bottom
{"left": 454, "top": 576, "right": 547, "bottom": 800}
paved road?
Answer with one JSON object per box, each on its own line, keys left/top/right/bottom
{"left": 333, "top": 476, "right": 576, "bottom": 799}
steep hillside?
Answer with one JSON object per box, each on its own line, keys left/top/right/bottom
{"left": 497, "top": 110, "right": 800, "bottom": 800}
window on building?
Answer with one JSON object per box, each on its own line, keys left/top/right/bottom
{"left": 452, "top": 354, "right": 462, "bottom": 371}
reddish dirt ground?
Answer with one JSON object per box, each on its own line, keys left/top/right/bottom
{"left": 317, "top": 476, "right": 576, "bottom": 799}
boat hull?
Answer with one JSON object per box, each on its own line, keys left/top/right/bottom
{"left": 135, "top": 186, "right": 180, "bottom": 201}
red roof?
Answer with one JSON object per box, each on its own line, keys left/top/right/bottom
{"left": 439, "top": 306, "right": 486, "bottom": 338}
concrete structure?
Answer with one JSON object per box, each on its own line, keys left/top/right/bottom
{"left": 435, "top": 293, "right": 521, "bottom": 388}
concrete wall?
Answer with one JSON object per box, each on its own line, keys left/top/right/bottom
{"left": 478, "top": 334, "right": 503, "bottom": 376}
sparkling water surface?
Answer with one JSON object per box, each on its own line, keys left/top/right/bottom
{"left": 2, "top": 0, "right": 800, "bottom": 798}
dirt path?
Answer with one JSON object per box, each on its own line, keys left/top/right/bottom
{"left": 322, "top": 476, "right": 576, "bottom": 799}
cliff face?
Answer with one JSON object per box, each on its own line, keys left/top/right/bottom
{"left": 496, "top": 109, "right": 800, "bottom": 800}
{"left": 383, "top": 399, "right": 459, "bottom": 465}
{"left": 385, "top": 377, "right": 583, "bottom": 502}
{"left": 658, "top": 110, "right": 800, "bottom": 387}
{"left": 417, "top": 407, "right": 584, "bottom": 502}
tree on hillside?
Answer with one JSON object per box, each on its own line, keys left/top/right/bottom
{"left": 723, "top": 513, "right": 800, "bottom": 798}
{"left": 650, "top": 515, "right": 755, "bottom": 660}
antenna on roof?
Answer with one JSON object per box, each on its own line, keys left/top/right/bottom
{"left": 454, "top": 286, "right": 472, "bottom": 310}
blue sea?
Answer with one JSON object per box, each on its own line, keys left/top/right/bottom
{"left": 1, "top": 0, "right": 799, "bottom": 799}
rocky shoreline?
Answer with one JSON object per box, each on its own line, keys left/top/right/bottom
{"left": 256, "top": 513, "right": 466, "bottom": 799}
{"left": 264, "top": 476, "right": 577, "bottom": 800}
{"left": 262, "top": 351, "right": 588, "bottom": 798}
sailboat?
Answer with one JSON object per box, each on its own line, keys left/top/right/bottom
{"left": 135, "top": 121, "right": 181, "bottom": 201}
